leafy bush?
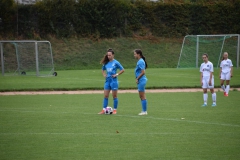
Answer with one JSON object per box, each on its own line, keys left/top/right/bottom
{"left": 0, "top": 0, "right": 240, "bottom": 38}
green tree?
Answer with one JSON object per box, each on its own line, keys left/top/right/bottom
{"left": 0, "top": 0, "right": 16, "bottom": 35}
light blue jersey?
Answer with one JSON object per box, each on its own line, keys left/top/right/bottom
{"left": 101, "top": 59, "right": 124, "bottom": 110}
{"left": 102, "top": 59, "right": 124, "bottom": 91}
{"left": 102, "top": 59, "right": 124, "bottom": 78}
{"left": 135, "top": 58, "right": 147, "bottom": 80}
{"left": 135, "top": 58, "right": 147, "bottom": 92}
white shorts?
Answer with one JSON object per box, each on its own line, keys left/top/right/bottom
{"left": 220, "top": 72, "right": 231, "bottom": 80}
{"left": 202, "top": 76, "right": 214, "bottom": 89}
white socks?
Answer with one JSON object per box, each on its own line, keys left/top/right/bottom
{"left": 212, "top": 93, "right": 216, "bottom": 104}
{"left": 225, "top": 85, "right": 230, "bottom": 94}
{"left": 222, "top": 85, "right": 230, "bottom": 94}
{"left": 203, "top": 93, "right": 216, "bottom": 104}
{"left": 203, "top": 93, "right": 208, "bottom": 104}
{"left": 221, "top": 85, "right": 225, "bottom": 92}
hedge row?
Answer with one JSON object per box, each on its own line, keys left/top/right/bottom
{"left": 0, "top": 0, "right": 240, "bottom": 38}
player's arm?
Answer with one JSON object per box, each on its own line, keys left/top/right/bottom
{"left": 112, "top": 69, "right": 124, "bottom": 78}
{"left": 102, "top": 70, "right": 106, "bottom": 77}
{"left": 200, "top": 65, "right": 203, "bottom": 85}
{"left": 209, "top": 72, "right": 213, "bottom": 85}
{"left": 112, "top": 62, "right": 125, "bottom": 78}
{"left": 136, "top": 69, "right": 145, "bottom": 84}
{"left": 230, "top": 66, "right": 233, "bottom": 77}
{"left": 219, "top": 67, "right": 222, "bottom": 78}
{"left": 102, "top": 65, "right": 107, "bottom": 78}
{"left": 209, "top": 63, "right": 213, "bottom": 85}
{"left": 117, "top": 69, "right": 125, "bottom": 76}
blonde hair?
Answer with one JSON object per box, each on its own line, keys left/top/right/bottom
{"left": 221, "top": 52, "right": 228, "bottom": 61}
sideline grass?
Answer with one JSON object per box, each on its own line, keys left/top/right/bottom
{"left": 0, "top": 92, "right": 240, "bottom": 159}
{"left": 0, "top": 68, "right": 240, "bottom": 91}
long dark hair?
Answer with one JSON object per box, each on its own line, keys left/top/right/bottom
{"left": 100, "top": 48, "right": 114, "bottom": 65}
{"left": 135, "top": 49, "right": 148, "bottom": 69}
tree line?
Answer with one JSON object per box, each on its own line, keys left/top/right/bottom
{"left": 0, "top": 0, "right": 240, "bottom": 38}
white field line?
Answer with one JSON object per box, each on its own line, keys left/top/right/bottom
{"left": 0, "top": 132, "right": 237, "bottom": 135}
{"left": 115, "top": 114, "right": 240, "bottom": 128}
{"left": 1, "top": 88, "right": 237, "bottom": 95}
{"left": 0, "top": 109, "right": 239, "bottom": 128}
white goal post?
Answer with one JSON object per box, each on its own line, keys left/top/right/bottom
{"left": 0, "top": 40, "right": 57, "bottom": 76}
{"left": 177, "top": 34, "right": 240, "bottom": 69}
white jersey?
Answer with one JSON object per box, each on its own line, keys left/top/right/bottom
{"left": 200, "top": 61, "right": 214, "bottom": 77}
{"left": 220, "top": 59, "right": 233, "bottom": 73}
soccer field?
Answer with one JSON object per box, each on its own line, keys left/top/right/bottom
{"left": 0, "top": 68, "right": 240, "bottom": 91}
{"left": 0, "top": 92, "right": 240, "bottom": 159}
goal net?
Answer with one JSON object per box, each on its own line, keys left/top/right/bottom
{"left": 177, "top": 34, "right": 240, "bottom": 69}
{"left": 0, "top": 40, "right": 57, "bottom": 76}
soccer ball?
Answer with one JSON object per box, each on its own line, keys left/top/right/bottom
{"left": 105, "top": 106, "right": 113, "bottom": 115}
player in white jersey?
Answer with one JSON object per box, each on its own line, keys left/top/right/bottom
{"left": 200, "top": 53, "right": 217, "bottom": 107}
{"left": 219, "top": 52, "right": 233, "bottom": 97}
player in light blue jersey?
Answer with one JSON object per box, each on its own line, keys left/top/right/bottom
{"left": 98, "top": 49, "right": 124, "bottom": 114}
{"left": 134, "top": 49, "right": 148, "bottom": 115}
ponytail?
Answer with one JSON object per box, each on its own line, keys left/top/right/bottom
{"left": 100, "top": 54, "right": 109, "bottom": 65}
{"left": 134, "top": 49, "right": 148, "bottom": 69}
{"left": 142, "top": 55, "right": 148, "bottom": 69}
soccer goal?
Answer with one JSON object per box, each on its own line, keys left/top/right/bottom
{"left": 177, "top": 34, "right": 240, "bottom": 69}
{"left": 0, "top": 40, "right": 57, "bottom": 76}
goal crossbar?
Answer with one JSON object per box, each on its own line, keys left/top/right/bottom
{"left": 177, "top": 34, "right": 240, "bottom": 69}
{"left": 0, "top": 40, "right": 55, "bottom": 76}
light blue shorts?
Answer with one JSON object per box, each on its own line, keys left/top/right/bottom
{"left": 137, "top": 78, "right": 147, "bottom": 92}
{"left": 104, "top": 77, "right": 118, "bottom": 91}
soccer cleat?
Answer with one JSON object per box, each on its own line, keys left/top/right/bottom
{"left": 113, "top": 110, "right": 117, "bottom": 114}
{"left": 98, "top": 110, "right": 105, "bottom": 114}
{"left": 224, "top": 92, "right": 227, "bottom": 96}
{"left": 138, "top": 111, "right": 147, "bottom": 115}
{"left": 224, "top": 93, "right": 229, "bottom": 97}
{"left": 202, "top": 104, "right": 207, "bottom": 107}
{"left": 211, "top": 103, "right": 217, "bottom": 107}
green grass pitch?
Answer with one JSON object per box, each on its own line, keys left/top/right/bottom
{"left": 0, "top": 68, "right": 240, "bottom": 91}
{"left": 0, "top": 92, "right": 240, "bottom": 159}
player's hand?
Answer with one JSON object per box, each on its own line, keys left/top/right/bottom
{"left": 103, "top": 74, "right": 107, "bottom": 78}
{"left": 208, "top": 81, "right": 212, "bottom": 86}
{"left": 136, "top": 79, "right": 139, "bottom": 84}
{"left": 112, "top": 74, "right": 117, "bottom": 78}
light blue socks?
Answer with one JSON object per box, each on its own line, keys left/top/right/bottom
{"left": 113, "top": 98, "right": 118, "bottom": 109}
{"left": 141, "top": 99, "right": 147, "bottom": 112}
{"left": 103, "top": 98, "right": 108, "bottom": 109}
